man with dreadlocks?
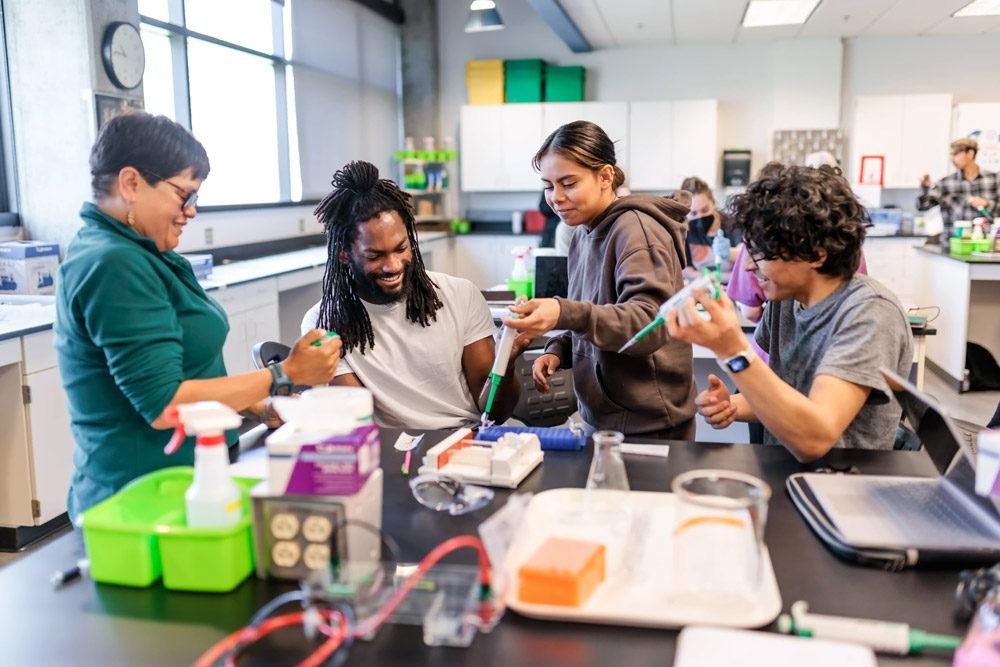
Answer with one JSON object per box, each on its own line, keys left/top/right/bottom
{"left": 301, "top": 161, "right": 529, "bottom": 429}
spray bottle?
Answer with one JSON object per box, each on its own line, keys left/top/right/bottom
{"left": 507, "top": 247, "right": 532, "bottom": 300}
{"left": 164, "top": 401, "right": 244, "bottom": 528}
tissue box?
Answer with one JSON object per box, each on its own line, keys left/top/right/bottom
{"left": 0, "top": 241, "right": 60, "bottom": 295}
{"left": 266, "top": 423, "right": 380, "bottom": 496}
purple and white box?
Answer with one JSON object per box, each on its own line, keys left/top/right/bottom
{"left": 267, "top": 423, "right": 380, "bottom": 497}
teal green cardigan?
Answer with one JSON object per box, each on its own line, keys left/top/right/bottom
{"left": 55, "top": 203, "right": 236, "bottom": 521}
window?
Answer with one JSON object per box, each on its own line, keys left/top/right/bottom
{"left": 139, "top": 0, "right": 402, "bottom": 209}
{"left": 0, "top": 2, "right": 17, "bottom": 226}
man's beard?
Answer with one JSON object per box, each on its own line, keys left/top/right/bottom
{"left": 350, "top": 257, "right": 414, "bottom": 305}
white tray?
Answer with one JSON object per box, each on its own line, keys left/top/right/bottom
{"left": 503, "top": 488, "right": 783, "bottom": 629}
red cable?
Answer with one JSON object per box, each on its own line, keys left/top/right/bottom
{"left": 196, "top": 535, "right": 490, "bottom": 667}
{"left": 351, "top": 535, "right": 490, "bottom": 639}
{"left": 194, "top": 610, "right": 343, "bottom": 667}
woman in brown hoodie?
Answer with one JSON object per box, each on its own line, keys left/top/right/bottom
{"left": 505, "top": 121, "right": 696, "bottom": 439}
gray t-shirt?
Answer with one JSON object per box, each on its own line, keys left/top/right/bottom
{"left": 755, "top": 275, "right": 914, "bottom": 451}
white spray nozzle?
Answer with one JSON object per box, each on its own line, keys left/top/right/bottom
{"left": 163, "top": 401, "right": 242, "bottom": 455}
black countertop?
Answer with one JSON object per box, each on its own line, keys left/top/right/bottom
{"left": 0, "top": 431, "right": 964, "bottom": 666}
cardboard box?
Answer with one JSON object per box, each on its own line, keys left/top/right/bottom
{"left": 181, "top": 253, "right": 214, "bottom": 280}
{"left": 266, "top": 423, "right": 380, "bottom": 497}
{"left": 0, "top": 241, "right": 60, "bottom": 295}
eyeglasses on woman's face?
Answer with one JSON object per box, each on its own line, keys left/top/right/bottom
{"left": 143, "top": 169, "right": 199, "bottom": 211}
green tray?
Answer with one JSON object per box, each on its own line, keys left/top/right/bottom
{"left": 82, "top": 467, "right": 258, "bottom": 592}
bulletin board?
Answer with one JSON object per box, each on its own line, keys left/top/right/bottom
{"left": 771, "top": 129, "right": 844, "bottom": 167}
{"left": 953, "top": 103, "right": 1000, "bottom": 173}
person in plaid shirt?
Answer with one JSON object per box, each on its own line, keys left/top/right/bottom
{"left": 917, "top": 137, "right": 999, "bottom": 243}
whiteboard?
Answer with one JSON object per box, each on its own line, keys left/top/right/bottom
{"left": 953, "top": 103, "right": 1000, "bottom": 173}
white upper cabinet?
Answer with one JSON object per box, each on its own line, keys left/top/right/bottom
{"left": 460, "top": 104, "right": 544, "bottom": 192}
{"left": 460, "top": 100, "right": 719, "bottom": 193}
{"left": 671, "top": 99, "right": 719, "bottom": 189}
{"left": 629, "top": 101, "right": 673, "bottom": 192}
{"left": 851, "top": 94, "right": 952, "bottom": 188}
{"left": 899, "top": 94, "right": 953, "bottom": 187}
{"left": 501, "top": 103, "right": 545, "bottom": 191}
{"left": 542, "top": 102, "right": 630, "bottom": 175}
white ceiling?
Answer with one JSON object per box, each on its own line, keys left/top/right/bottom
{"left": 556, "top": 0, "right": 1000, "bottom": 48}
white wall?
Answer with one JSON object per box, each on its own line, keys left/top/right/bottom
{"left": 437, "top": 0, "right": 843, "bottom": 214}
{"left": 5, "top": 0, "right": 103, "bottom": 253}
{"left": 437, "top": 0, "right": 1000, "bottom": 216}
{"left": 841, "top": 33, "right": 1000, "bottom": 192}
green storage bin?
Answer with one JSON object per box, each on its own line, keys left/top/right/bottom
{"left": 82, "top": 467, "right": 258, "bottom": 592}
{"left": 505, "top": 59, "right": 544, "bottom": 103}
{"left": 949, "top": 238, "right": 992, "bottom": 256}
{"left": 545, "top": 65, "right": 585, "bottom": 102}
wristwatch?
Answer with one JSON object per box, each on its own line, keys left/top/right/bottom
{"left": 722, "top": 347, "right": 756, "bottom": 375}
{"left": 268, "top": 362, "right": 294, "bottom": 396}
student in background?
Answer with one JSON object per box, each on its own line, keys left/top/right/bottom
{"left": 504, "top": 121, "right": 696, "bottom": 439}
{"left": 918, "top": 137, "right": 999, "bottom": 245}
{"left": 670, "top": 165, "right": 913, "bottom": 461}
{"left": 679, "top": 176, "right": 741, "bottom": 281}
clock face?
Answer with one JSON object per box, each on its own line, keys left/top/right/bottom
{"left": 102, "top": 22, "right": 145, "bottom": 90}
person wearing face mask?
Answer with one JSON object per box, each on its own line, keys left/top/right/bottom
{"left": 300, "top": 161, "right": 529, "bottom": 429}
{"left": 56, "top": 113, "right": 341, "bottom": 521}
{"left": 679, "top": 176, "right": 741, "bottom": 282}
{"left": 504, "top": 121, "right": 696, "bottom": 439}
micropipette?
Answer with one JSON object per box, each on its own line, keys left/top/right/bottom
{"left": 617, "top": 268, "right": 722, "bottom": 354}
{"left": 777, "top": 600, "right": 961, "bottom": 655}
{"left": 481, "top": 317, "right": 519, "bottom": 428}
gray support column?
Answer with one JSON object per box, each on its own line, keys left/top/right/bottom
{"left": 398, "top": 0, "right": 439, "bottom": 141}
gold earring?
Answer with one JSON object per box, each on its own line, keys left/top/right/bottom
{"left": 126, "top": 210, "right": 136, "bottom": 227}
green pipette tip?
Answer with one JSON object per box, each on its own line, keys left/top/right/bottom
{"left": 618, "top": 314, "right": 665, "bottom": 353}
{"left": 909, "top": 629, "right": 962, "bottom": 653}
{"left": 311, "top": 330, "right": 339, "bottom": 346}
{"left": 483, "top": 371, "right": 501, "bottom": 418}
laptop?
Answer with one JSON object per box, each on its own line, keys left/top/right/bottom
{"left": 787, "top": 368, "right": 1000, "bottom": 569}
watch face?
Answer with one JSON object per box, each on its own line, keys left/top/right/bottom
{"left": 727, "top": 355, "right": 752, "bottom": 373}
{"left": 103, "top": 23, "right": 145, "bottom": 89}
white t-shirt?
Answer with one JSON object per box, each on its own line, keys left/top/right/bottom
{"left": 301, "top": 271, "right": 496, "bottom": 430}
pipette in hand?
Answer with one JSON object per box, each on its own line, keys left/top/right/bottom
{"left": 617, "top": 270, "right": 722, "bottom": 354}
{"left": 481, "top": 315, "right": 520, "bottom": 428}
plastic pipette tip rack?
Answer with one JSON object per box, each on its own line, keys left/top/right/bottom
{"left": 477, "top": 425, "right": 585, "bottom": 452}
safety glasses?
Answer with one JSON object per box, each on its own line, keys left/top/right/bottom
{"left": 409, "top": 474, "right": 494, "bottom": 516}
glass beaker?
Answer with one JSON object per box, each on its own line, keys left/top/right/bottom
{"left": 670, "top": 469, "right": 771, "bottom": 611}
{"left": 586, "top": 431, "right": 630, "bottom": 491}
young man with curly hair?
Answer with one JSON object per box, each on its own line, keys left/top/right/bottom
{"left": 668, "top": 165, "right": 913, "bottom": 461}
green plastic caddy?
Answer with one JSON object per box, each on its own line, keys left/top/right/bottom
{"left": 81, "top": 467, "right": 259, "bottom": 592}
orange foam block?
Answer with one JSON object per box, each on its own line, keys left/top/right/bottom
{"left": 518, "top": 537, "right": 605, "bottom": 607}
